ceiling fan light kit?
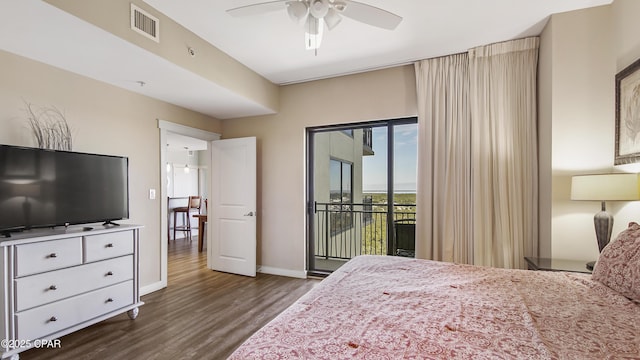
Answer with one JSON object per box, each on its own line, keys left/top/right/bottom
{"left": 324, "top": 8, "right": 342, "bottom": 30}
{"left": 309, "top": 0, "right": 329, "bottom": 18}
{"left": 227, "top": 0, "right": 402, "bottom": 50}
{"left": 286, "top": 1, "right": 308, "bottom": 22}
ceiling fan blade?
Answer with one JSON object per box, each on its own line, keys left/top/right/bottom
{"left": 340, "top": 0, "right": 402, "bottom": 30}
{"left": 227, "top": 1, "right": 288, "bottom": 17}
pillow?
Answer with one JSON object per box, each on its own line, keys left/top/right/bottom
{"left": 592, "top": 222, "right": 640, "bottom": 302}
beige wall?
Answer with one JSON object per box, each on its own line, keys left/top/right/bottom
{"left": 0, "top": 50, "right": 221, "bottom": 288}
{"left": 540, "top": 0, "right": 640, "bottom": 261}
{"left": 612, "top": 0, "right": 640, "bottom": 71}
{"left": 538, "top": 16, "right": 553, "bottom": 258}
{"left": 222, "top": 66, "right": 417, "bottom": 273}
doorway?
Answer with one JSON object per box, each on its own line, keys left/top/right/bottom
{"left": 166, "top": 131, "right": 207, "bottom": 244}
{"left": 158, "top": 120, "right": 220, "bottom": 291}
{"left": 306, "top": 118, "right": 417, "bottom": 276}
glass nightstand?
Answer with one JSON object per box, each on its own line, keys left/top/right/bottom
{"left": 524, "top": 257, "right": 592, "bottom": 274}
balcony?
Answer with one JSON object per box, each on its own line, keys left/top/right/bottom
{"left": 313, "top": 197, "right": 415, "bottom": 270}
{"left": 362, "top": 128, "right": 374, "bottom": 156}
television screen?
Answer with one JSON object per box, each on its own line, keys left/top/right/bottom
{"left": 0, "top": 145, "right": 129, "bottom": 234}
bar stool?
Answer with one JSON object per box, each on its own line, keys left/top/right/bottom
{"left": 173, "top": 196, "right": 201, "bottom": 241}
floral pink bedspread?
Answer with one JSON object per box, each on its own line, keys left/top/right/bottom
{"left": 229, "top": 255, "right": 640, "bottom": 359}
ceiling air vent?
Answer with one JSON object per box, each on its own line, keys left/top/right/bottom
{"left": 131, "top": 4, "right": 159, "bottom": 42}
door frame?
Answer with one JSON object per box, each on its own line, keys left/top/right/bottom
{"left": 158, "top": 120, "right": 220, "bottom": 290}
{"left": 305, "top": 117, "right": 417, "bottom": 276}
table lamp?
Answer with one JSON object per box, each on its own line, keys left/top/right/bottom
{"left": 571, "top": 173, "right": 640, "bottom": 270}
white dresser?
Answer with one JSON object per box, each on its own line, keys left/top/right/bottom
{"left": 0, "top": 224, "right": 143, "bottom": 360}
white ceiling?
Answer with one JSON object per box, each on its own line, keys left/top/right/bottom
{"left": 0, "top": 0, "right": 612, "bottom": 120}
{"left": 145, "top": 0, "right": 612, "bottom": 84}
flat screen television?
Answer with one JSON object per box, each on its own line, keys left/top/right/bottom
{"left": 0, "top": 144, "right": 129, "bottom": 236}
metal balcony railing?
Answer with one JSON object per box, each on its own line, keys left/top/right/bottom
{"left": 313, "top": 198, "right": 416, "bottom": 260}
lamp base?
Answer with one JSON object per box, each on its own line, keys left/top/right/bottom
{"left": 594, "top": 208, "right": 613, "bottom": 252}
{"left": 586, "top": 261, "right": 596, "bottom": 271}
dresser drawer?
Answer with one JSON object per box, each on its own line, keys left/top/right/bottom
{"left": 15, "top": 237, "right": 83, "bottom": 277}
{"left": 15, "top": 255, "right": 134, "bottom": 312}
{"left": 15, "top": 280, "right": 134, "bottom": 341}
{"left": 84, "top": 231, "right": 133, "bottom": 262}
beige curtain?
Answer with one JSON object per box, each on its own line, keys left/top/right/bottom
{"left": 414, "top": 37, "right": 539, "bottom": 269}
{"left": 469, "top": 38, "right": 539, "bottom": 269}
{"left": 414, "top": 53, "right": 472, "bottom": 263}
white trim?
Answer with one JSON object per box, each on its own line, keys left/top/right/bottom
{"left": 158, "top": 119, "right": 221, "bottom": 291}
{"left": 140, "top": 281, "right": 165, "bottom": 296}
{"left": 258, "top": 265, "right": 307, "bottom": 279}
{"left": 158, "top": 128, "right": 169, "bottom": 290}
{"left": 302, "top": 127, "right": 309, "bottom": 273}
{"left": 158, "top": 120, "right": 221, "bottom": 141}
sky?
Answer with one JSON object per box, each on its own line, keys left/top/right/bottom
{"left": 362, "top": 124, "right": 417, "bottom": 193}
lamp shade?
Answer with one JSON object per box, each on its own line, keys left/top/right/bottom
{"left": 571, "top": 173, "right": 640, "bottom": 201}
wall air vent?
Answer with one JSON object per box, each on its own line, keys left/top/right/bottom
{"left": 131, "top": 4, "right": 159, "bottom": 42}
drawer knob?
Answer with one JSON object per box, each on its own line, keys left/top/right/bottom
{"left": 106, "top": 271, "right": 114, "bottom": 276}
{"left": 106, "top": 298, "right": 114, "bottom": 303}
{"left": 49, "top": 285, "right": 57, "bottom": 291}
{"left": 106, "top": 243, "right": 114, "bottom": 248}
{"left": 48, "top": 253, "right": 57, "bottom": 258}
{"left": 49, "top": 316, "right": 57, "bottom": 322}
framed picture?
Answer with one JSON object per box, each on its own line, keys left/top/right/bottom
{"left": 615, "top": 57, "right": 640, "bottom": 165}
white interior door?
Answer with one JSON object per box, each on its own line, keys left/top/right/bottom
{"left": 209, "top": 137, "right": 257, "bottom": 277}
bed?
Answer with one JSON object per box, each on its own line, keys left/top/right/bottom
{"left": 229, "top": 224, "right": 640, "bottom": 359}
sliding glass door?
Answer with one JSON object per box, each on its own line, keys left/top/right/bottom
{"left": 306, "top": 118, "right": 417, "bottom": 276}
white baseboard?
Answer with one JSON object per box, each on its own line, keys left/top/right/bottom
{"left": 140, "top": 281, "right": 166, "bottom": 296}
{"left": 258, "top": 265, "right": 306, "bottom": 279}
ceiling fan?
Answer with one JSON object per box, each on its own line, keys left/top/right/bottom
{"left": 227, "top": 0, "right": 402, "bottom": 50}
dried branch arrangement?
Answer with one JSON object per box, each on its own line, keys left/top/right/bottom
{"left": 23, "top": 101, "right": 73, "bottom": 151}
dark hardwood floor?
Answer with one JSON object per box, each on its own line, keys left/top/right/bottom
{"left": 21, "top": 237, "right": 319, "bottom": 360}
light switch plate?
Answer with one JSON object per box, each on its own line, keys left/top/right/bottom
{"left": 149, "top": 189, "right": 156, "bottom": 200}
